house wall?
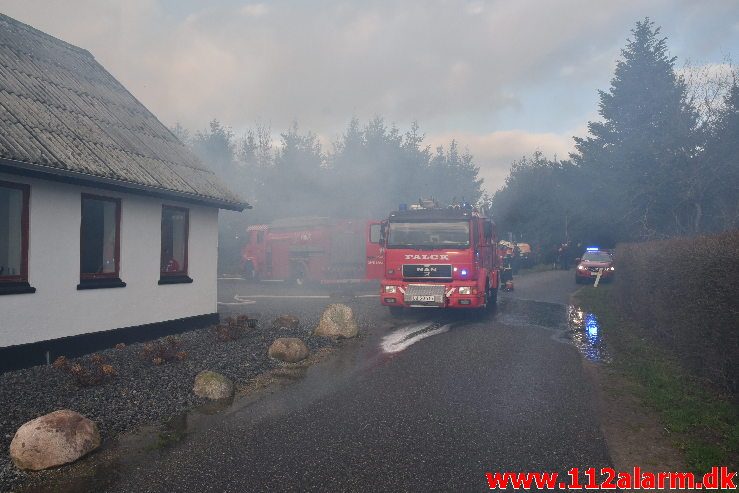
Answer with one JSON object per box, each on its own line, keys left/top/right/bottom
{"left": 0, "top": 172, "right": 219, "bottom": 348}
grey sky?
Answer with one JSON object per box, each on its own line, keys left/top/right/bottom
{"left": 2, "top": 0, "right": 737, "bottom": 192}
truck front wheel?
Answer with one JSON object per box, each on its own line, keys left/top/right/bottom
{"left": 242, "top": 260, "right": 258, "bottom": 281}
{"left": 290, "top": 262, "right": 307, "bottom": 286}
{"left": 488, "top": 282, "right": 498, "bottom": 306}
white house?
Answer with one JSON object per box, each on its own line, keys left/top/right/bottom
{"left": 0, "top": 15, "right": 248, "bottom": 371}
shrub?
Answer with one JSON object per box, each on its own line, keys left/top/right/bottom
{"left": 140, "top": 337, "right": 187, "bottom": 365}
{"left": 52, "top": 354, "right": 117, "bottom": 387}
{"left": 614, "top": 230, "right": 739, "bottom": 393}
{"left": 211, "top": 315, "right": 256, "bottom": 341}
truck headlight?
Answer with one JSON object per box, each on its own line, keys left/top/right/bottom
{"left": 458, "top": 286, "right": 472, "bottom": 295}
{"left": 609, "top": 266, "right": 615, "bottom": 271}
{"left": 578, "top": 265, "right": 586, "bottom": 270}
{"left": 384, "top": 285, "right": 397, "bottom": 293}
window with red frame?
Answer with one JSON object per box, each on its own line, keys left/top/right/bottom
{"left": 160, "top": 206, "right": 188, "bottom": 276}
{"left": 0, "top": 181, "right": 29, "bottom": 283}
{"left": 80, "top": 194, "right": 121, "bottom": 279}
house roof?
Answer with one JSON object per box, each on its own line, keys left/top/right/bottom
{"left": 0, "top": 14, "right": 248, "bottom": 211}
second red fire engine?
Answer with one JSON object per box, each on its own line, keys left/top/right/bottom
{"left": 241, "top": 217, "right": 384, "bottom": 284}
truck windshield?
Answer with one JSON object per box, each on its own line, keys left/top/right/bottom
{"left": 387, "top": 221, "right": 470, "bottom": 249}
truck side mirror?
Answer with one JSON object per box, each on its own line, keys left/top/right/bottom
{"left": 369, "top": 223, "right": 382, "bottom": 244}
{"left": 380, "top": 223, "right": 387, "bottom": 243}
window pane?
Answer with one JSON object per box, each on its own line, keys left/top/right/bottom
{"left": 81, "top": 197, "right": 118, "bottom": 275}
{"left": 161, "top": 207, "right": 187, "bottom": 273}
{"left": 369, "top": 223, "right": 381, "bottom": 243}
{"left": 0, "top": 186, "right": 23, "bottom": 277}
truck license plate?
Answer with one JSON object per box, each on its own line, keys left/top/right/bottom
{"left": 411, "top": 295, "right": 436, "bottom": 302}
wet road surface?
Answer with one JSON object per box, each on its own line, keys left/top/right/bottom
{"left": 500, "top": 268, "right": 578, "bottom": 305}
{"left": 33, "top": 271, "right": 612, "bottom": 492}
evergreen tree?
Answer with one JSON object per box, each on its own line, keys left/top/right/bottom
{"left": 271, "top": 122, "right": 327, "bottom": 218}
{"left": 427, "top": 140, "right": 483, "bottom": 206}
{"left": 329, "top": 118, "right": 482, "bottom": 217}
{"left": 329, "top": 117, "right": 421, "bottom": 218}
{"left": 237, "top": 129, "right": 258, "bottom": 165}
{"left": 491, "top": 152, "right": 585, "bottom": 253}
{"left": 573, "top": 18, "right": 698, "bottom": 238}
{"left": 192, "top": 119, "right": 237, "bottom": 181}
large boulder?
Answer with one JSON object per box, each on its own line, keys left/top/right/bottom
{"left": 193, "top": 370, "right": 234, "bottom": 400}
{"left": 314, "top": 304, "right": 358, "bottom": 338}
{"left": 268, "top": 338, "right": 309, "bottom": 363}
{"left": 9, "top": 409, "right": 100, "bottom": 471}
{"left": 272, "top": 315, "right": 300, "bottom": 329}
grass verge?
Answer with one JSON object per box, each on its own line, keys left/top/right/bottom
{"left": 574, "top": 285, "right": 738, "bottom": 474}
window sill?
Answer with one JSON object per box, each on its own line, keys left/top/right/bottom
{"left": 77, "top": 278, "right": 126, "bottom": 290}
{"left": 0, "top": 281, "right": 36, "bottom": 296}
{"left": 158, "top": 275, "right": 193, "bottom": 285}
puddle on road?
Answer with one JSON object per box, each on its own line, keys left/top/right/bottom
{"left": 496, "top": 298, "right": 567, "bottom": 331}
{"left": 496, "top": 298, "right": 610, "bottom": 363}
{"left": 567, "top": 305, "right": 610, "bottom": 363}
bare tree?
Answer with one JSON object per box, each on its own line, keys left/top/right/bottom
{"left": 682, "top": 57, "right": 737, "bottom": 131}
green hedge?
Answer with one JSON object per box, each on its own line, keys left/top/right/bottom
{"left": 614, "top": 231, "right": 739, "bottom": 394}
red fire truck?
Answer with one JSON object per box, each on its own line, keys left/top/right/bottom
{"left": 241, "top": 217, "right": 384, "bottom": 284}
{"left": 379, "top": 204, "right": 500, "bottom": 314}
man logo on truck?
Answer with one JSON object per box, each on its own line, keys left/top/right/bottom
{"left": 415, "top": 266, "right": 439, "bottom": 276}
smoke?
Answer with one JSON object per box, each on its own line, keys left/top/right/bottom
{"left": 180, "top": 117, "right": 485, "bottom": 273}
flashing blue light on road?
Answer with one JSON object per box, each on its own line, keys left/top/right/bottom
{"left": 586, "top": 247, "right": 599, "bottom": 252}
{"left": 585, "top": 313, "right": 599, "bottom": 338}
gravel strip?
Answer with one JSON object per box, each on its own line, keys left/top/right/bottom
{"left": 0, "top": 300, "right": 359, "bottom": 492}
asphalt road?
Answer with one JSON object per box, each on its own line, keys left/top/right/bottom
{"left": 500, "top": 267, "right": 579, "bottom": 305}
{"left": 42, "top": 270, "right": 611, "bottom": 492}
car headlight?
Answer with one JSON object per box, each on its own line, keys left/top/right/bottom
{"left": 384, "top": 285, "right": 397, "bottom": 293}
{"left": 578, "top": 265, "right": 586, "bottom": 270}
{"left": 458, "top": 286, "right": 472, "bottom": 295}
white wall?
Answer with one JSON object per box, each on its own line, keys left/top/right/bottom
{"left": 0, "top": 172, "right": 219, "bottom": 347}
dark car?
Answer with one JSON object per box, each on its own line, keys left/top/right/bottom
{"left": 575, "top": 249, "right": 615, "bottom": 284}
